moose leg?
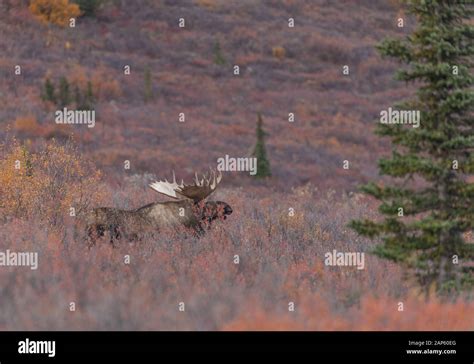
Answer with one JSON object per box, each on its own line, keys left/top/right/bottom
{"left": 85, "top": 226, "right": 96, "bottom": 248}
{"left": 193, "top": 223, "right": 206, "bottom": 237}
{"left": 107, "top": 224, "right": 121, "bottom": 247}
{"left": 86, "top": 224, "right": 104, "bottom": 248}
{"left": 114, "top": 226, "right": 121, "bottom": 241}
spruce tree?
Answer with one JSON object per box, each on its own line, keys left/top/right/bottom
{"left": 351, "top": 1, "right": 473, "bottom": 296}
{"left": 74, "top": 81, "right": 94, "bottom": 110}
{"left": 73, "top": 0, "right": 104, "bottom": 17}
{"left": 252, "top": 113, "right": 271, "bottom": 178}
{"left": 58, "top": 77, "right": 71, "bottom": 108}
{"left": 74, "top": 84, "right": 82, "bottom": 108}
{"left": 213, "top": 40, "right": 226, "bottom": 66}
{"left": 42, "top": 78, "right": 56, "bottom": 104}
{"left": 83, "top": 81, "right": 95, "bottom": 110}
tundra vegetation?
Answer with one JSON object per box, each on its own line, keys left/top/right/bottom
{"left": 1, "top": 138, "right": 473, "bottom": 330}
{"left": 0, "top": 0, "right": 472, "bottom": 330}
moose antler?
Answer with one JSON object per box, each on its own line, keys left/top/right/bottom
{"left": 149, "top": 169, "right": 222, "bottom": 202}
{"left": 149, "top": 171, "right": 184, "bottom": 199}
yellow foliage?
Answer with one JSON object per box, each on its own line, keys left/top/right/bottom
{"left": 279, "top": 209, "right": 305, "bottom": 230}
{"left": 272, "top": 46, "right": 286, "bottom": 60}
{"left": 0, "top": 138, "right": 103, "bottom": 227}
{"left": 29, "top": 0, "right": 81, "bottom": 27}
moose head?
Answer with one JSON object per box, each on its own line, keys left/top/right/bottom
{"left": 149, "top": 169, "right": 233, "bottom": 228}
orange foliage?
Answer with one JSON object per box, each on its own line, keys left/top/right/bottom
{"left": 91, "top": 66, "right": 122, "bottom": 100}
{"left": 64, "top": 64, "right": 122, "bottom": 101}
{"left": 29, "top": 0, "right": 81, "bottom": 27}
{"left": 0, "top": 138, "right": 103, "bottom": 226}
{"left": 68, "top": 63, "right": 89, "bottom": 90}
{"left": 224, "top": 295, "right": 474, "bottom": 331}
{"left": 194, "top": 0, "right": 218, "bottom": 9}
{"left": 272, "top": 46, "right": 286, "bottom": 60}
{"left": 13, "top": 114, "right": 43, "bottom": 136}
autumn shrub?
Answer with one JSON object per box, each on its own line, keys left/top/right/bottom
{"left": 91, "top": 66, "right": 122, "bottom": 100}
{"left": 13, "top": 115, "right": 42, "bottom": 137}
{"left": 0, "top": 138, "right": 103, "bottom": 227}
{"left": 308, "top": 33, "right": 353, "bottom": 64}
{"left": 195, "top": 0, "right": 218, "bottom": 9}
{"left": 67, "top": 64, "right": 122, "bottom": 101}
{"left": 41, "top": 122, "right": 74, "bottom": 141}
{"left": 0, "top": 176, "right": 472, "bottom": 330}
{"left": 272, "top": 46, "right": 286, "bottom": 60}
{"left": 29, "top": 0, "right": 81, "bottom": 27}
{"left": 222, "top": 294, "right": 474, "bottom": 331}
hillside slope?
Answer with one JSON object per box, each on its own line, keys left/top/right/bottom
{"left": 0, "top": 0, "right": 414, "bottom": 190}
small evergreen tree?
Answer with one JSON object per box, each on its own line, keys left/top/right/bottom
{"left": 44, "top": 77, "right": 95, "bottom": 110}
{"left": 85, "top": 81, "right": 95, "bottom": 109}
{"left": 73, "top": 0, "right": 104, "bottom": 17}
{"left": 77, "top": 81, "right": 95, "bottom": 110}
{"left": 350, "top": 1, "right": 474, "bottom": 296}
{"left": 42, "top": 78, "right": 56, "bottom": 104}
{"left": 73, "top": 84, "right": 82, "bottom": 107}
{"left": 213, "top": 40, "right": 226, "bottom": 66}
{"left": 252, "top": 113, "right": 271, "bottom": 178}
{"left": 58, "top": 77, "right": 71, "bottom": 108}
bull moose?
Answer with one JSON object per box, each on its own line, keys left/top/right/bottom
{"left": 85, "top": 169, "right": 232, "bottom": 246}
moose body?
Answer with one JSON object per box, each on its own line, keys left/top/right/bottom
{"left": 85, "top": 170, "right": 232, "bottom": 246}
